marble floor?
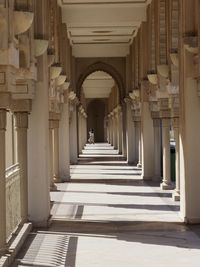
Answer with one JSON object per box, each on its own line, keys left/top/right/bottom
{"left": 13, "top": 144, "right": 200, "bottom": 267}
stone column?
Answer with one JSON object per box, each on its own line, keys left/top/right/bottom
{"left": 28, "top": 55, "right": 50, "bottom": 226}
{"left": 83, "top": 116, "right": 87, "bottom": 146}
{"left": 53, "top": 121, "right": 60, "bottom": 182}
{"left": 110, "top": 115, "right": 113, "bottom": 146}
{"left": 160, "top": 118, "right": 173, "bottom": 190}
{"left": 113, "top": 114, "right": 118, "bottom": 149}
{"left": 172, "top": 118, "right": 180, "bottom": 201}
{"left": 49, "top": 120, "right": 55, "bottom": 190}
{"left": 14, "top": 112, "right": 29, "bottom": 222}
{"left": 153, "top": 118, "right": 162, "bottom": 181}
{"left": 69, "top": 104, "right": 78, "bottom": 164}
{"left": 117, "top": 111, "right": 123, "bottom": 154}
{"left": 78, "top": 112, "right": 82, "bottom": 154}
{"left": 126, "top": 102, "right": 135, "bottom": 164}
{"left": 0, "top": 109, "right": 7, "bottom": 255}
{"left": 59, "top": 100, "right": 70, "bottom": 181}
{"left": 141, "top": 101, "right": 154, "bottom": 179}
{"left": 135, "top": 121, "right": 141, "bottom": 167}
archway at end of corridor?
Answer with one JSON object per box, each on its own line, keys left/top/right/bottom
{"left": 87, "top": 99, "right": 106, "bottom": 143}
{"left": 77, "top": 70, "right": 123, "bottom": 157}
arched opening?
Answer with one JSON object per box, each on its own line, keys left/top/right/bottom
{"left": 77, "top": 70, "right": 123, "bottom": 155}
{"left": 87, "top": 99, "right": 106, "bottom": 143}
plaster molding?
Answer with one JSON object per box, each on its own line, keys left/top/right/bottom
{"left": 56, "top": 75, "right": 66, "bottom": 86}
{"left": 170, "top": 53, "right": 179, "bottom": 67}
{"left": 47, "top": 54, "right": 55, "bottom": 67}
{"left": 147, "top": 74, "right": 158, "bottom": 85}
{"left": 14, "top": 11, "right": 34, "bottom": 35}
{"left": 157, "top": 65, "right": 169, "bottom": 78}
{"left": 184, "top": 36, "right": 198, "bottom": 55}
{"left": 50, "top": 66, "right": 62, "bottom": 80}
{"left": 34, "top": 39, "right": 49, "bottom": 57}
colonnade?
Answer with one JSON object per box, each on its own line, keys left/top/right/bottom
{"left": 106, "top": 106, "right": 123, "bottom": 153}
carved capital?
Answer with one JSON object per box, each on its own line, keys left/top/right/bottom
{"left": 153, "top": 118, "right": 161, "bottom": 127}
{"left": 0, "top": 109, "right": 7, "bottom": 130}
{"left": 14, "top": 112, "right": 28, "bottom": 129}
{"left": 0, "top": 92, "right": 11, "bottom": 109}
{"left": 172, "top": 118, "right": 179, "bottom": 129}
{"left": 11, "top": 99, "right": 32, "bottom": 113}
{"left": 162, "top": 118, "right": 171, "bottom": 128}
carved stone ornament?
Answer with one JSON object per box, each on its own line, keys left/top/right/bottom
{"left": 147, "top": 74, "right": 158, "bottom": 85}
{"left": 157, "top": 65, "right": 169, "bottom": 78}
{"left": 50, "top": 66, "right": 62, "bottom": 80}
{"left": 68, "top": 91, "right": 76, "bottom": 101}
{"left": 34, "top": 39, "right": 49, "bottom": 57}
{"left": 14, "top": 11, "right": 34, "bottom": 35}
{"left": 56, "top": 75, "right": 66, "bottom": 86}
{"left": 48, "top": 54, "right": 55, "bottom": 67}
{"left": 170, "top": 53, "right": 179, "bottom": 67}
{"left": 184, "top": 36, "right": 198, "bottom": 55}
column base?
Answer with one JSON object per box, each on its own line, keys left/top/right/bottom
{"left": 160, "top": 181, "right": 174, "bottom": 190}
{"left": 183, "top": 216, "right": 200, "bottom": 224}
{"left": 31, "top": 215, "right": 52, "bottom": 228}
{"left": 137, "top": 163, "right": 142, "bottom": 168}
{"left": 53, "top": 175, "right": 61, "bottom": 183}
{"left": 172, "top": 191, "right": 180, "bottom": 202}
{"left": 61, "top": 176, "right": 71, "bottom": 182}
{"left": 50, "top": 182, "right": 57, "bottom": 191}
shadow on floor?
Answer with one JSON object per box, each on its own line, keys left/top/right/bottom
{"left": 48, "top": 220, "right": 200, "bottom": 250}
{"left": 53, "top": 201, "right": 179, "bottom": 212}
{"left": 56, "top": 190, "right": 172, "bottom": 198}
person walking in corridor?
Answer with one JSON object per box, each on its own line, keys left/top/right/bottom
{"left": 88, "top": 129, "right": 95, "bottom": 144}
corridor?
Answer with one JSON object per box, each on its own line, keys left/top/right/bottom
{"left": 13, "top": 144, "right": 200, "bottom": 267}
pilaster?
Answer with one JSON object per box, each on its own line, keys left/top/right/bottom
{"left": 14, "top": 112, "right": 29, "bottom": 222}
{"left": 0, "top": 109, "right": 7, "bottom": 255}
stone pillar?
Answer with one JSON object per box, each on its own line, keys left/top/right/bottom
{"left": 110, "top": 115, "right": 113, "bottom": 146}
{"left": 53, "top": 121, "right": 60, "bottom": 182}
{"left": 49, "top": 121, "right": 55, "bottom": 189}
{"left": 126, "top": 102, "right": 135, "bottom": 164}
{"left": 135, "top": 121, "right": 141, "bottom": 167}
{"left": 14, "top": 112, "right": 29, "bottom": 222}
{"left": 59, "top": 100, "right": 70, "bottom": 181}
{"left": 153, "top": 118, "right": 162, "bottom": 181}
{"left": 160, "top": 118, "right": 173, "bottom": 190}
{"left": 78, "top": 112, "right": 82, "bottom": 154}
{"left": 0, "top": 109, "right": 7, "bottom": 254}
{"left": 172, "top": 118, "right": 180, "bottom": 201}
{"left": 83, "top": 116, "right": 87, "bottom": 146}
{"left": 141, "top": 101, "right": 154, "bottom": 179}
{"left": 69, "top": 104, "right": 78, "bottom": 164}
{"left": 28, "top": 55, "right": 50, "bottom": 226}
{"left": 117, "top": 111, "right": 123, "bottom": 154}
{"left": 113, "top": 115, "right": 118, "bottom": 149}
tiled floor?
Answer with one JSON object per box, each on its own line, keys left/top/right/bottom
{"left": 13, "top": 144, "right": 200, "bottom": 267}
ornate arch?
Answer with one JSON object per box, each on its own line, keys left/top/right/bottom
{"left": 76, "top": 61, "right": 125, "bottom": 102}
